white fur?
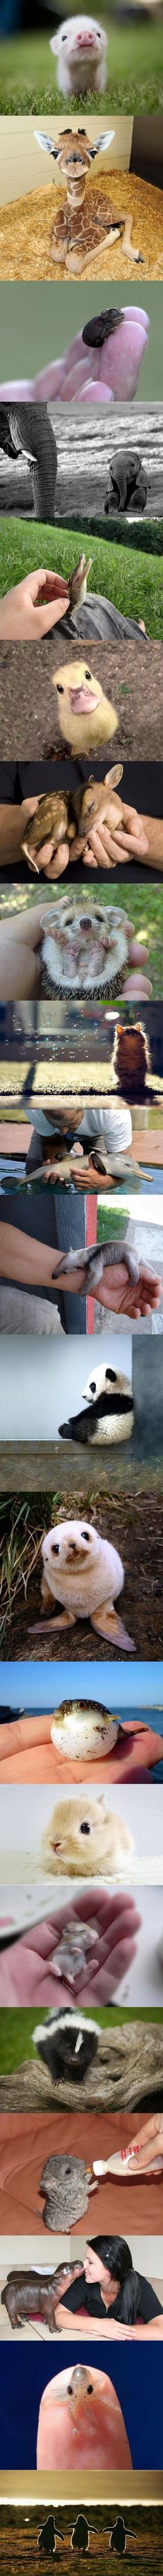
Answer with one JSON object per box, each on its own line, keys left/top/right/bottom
{"left": 82, "top": 1363, "right": 133, "bottom": 1403}
{"left": 41, "top": 1517, "right": 124, "bottom": 1615}
{"left": 41, "top": 1790, "right": 133, "bottom": 1877}
{"left": 50, "top": 15, "right": 107, "bottom": 97}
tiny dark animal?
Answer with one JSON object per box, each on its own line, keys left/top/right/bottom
{"left": 82, "top": 307, "right": 123, "bottom": 346}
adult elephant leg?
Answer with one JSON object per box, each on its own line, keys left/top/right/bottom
{"left": 3, "top": 403, "right": 57, "bottom": 524}
{"left": 17, "top": 405, "right": 57, "bottom": 522}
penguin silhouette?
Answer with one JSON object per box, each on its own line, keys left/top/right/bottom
{"left": 71, "top": 2515, "right": 89, "bottom": 2553}
{"left": 37, "top": 2516, "right": 64, "bottom": 2557}
{"left": 109, "top": 2519, "right": 126, "bottom": 2558}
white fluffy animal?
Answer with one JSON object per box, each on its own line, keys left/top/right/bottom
{"left": 40, "top": 1517, "right": 135, "bottom": 1651}
{"left": 50, "top": 15, "right": 107, "bottom": 98}
{"left": 41, "top": 1789, "right": 134, "bottom": 1878}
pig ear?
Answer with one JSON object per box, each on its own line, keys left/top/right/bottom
{"left": 106, "top": 764, "right": 123, "bottom": 790}
{"left": 90, "top": 127, "right": 115, "bottom": 158}
{"left": 34, "top": 128, "right": 59, "bottom": 159}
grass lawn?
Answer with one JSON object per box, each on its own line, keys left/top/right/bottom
{"left": 0, "top": 515, "right": 162, "bottom": 637}
{"left": 0, "top": 20, "right": 163, "bottom": 111}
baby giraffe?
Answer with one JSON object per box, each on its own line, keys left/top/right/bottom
{"left": 35, "top": 127, "right": 144, "bottom": 276}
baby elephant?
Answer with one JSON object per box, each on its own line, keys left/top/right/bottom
{"left": 39, "top": 1515, "right": 135, "bottom": 1653}
{"left": 1, "top": 2264, "right": 75, "bottom": 2333}
{"left": 104, "top": 448, "right": 147, "bottom": 515}
{"left": 41, "top": 1790, "right": 133, "bottom": 1878}
{"left": 39, "top": 2151, "right": 95, "bottom": 2229}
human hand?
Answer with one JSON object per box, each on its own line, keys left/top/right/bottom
{"left": 122, "top": 2114, "right": 163, "bottom": 2174}
{"left": 92, "top": 1258, "right": 161, "bottom": 1317}
{"left": 99, "top": 1723, "right": 163, "bottom": 1781}
{"left": 0, "top": 1889, "right": 141, "bottom": 2007}
{"left": 83, "top": 805, "right": 149, "bottom": 875}
{"left": 0, "top": 569, "right": 69, "bottom": 642}
{"left": 0, "top": 309, "right": 149, "bottom": 408}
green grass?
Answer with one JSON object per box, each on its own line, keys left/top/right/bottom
{"left": 97, "top": 1202, "right": 130, "bottom": 1240}
{"left": 1, "top": 19, "right": 163, "bottom": 110}
{"left": 0, "top": 515, "right": 162, "bottom": 637}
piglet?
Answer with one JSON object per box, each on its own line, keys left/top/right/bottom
{"left": 50, "top": 15, "right": 107, "bottom": 98}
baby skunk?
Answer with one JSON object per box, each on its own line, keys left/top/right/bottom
{"left": 32, "top": 2007, "right": 99, "bottom": 2085}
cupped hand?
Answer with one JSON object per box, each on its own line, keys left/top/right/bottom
{"left": 92, "top": 1258, "right": 161, "bottom": 1316}
{"left": 122, "top": 2113, "right": 163, "bottom": 2174}
{"left": 83, "top": 805, "right": 149, "bottom": 874}
{"left": 0, "top": 313, "right": 149, "bottom": 407}
{"left": 0, "top": 569, "right": 69, "bottom": 642}
{"left": 103, "top": 1722, "right": 163, "bottom": 1779}
{"left": 0, "top": 1889, "right": 141, "bottom": 2007}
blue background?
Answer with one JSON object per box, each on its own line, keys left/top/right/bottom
{"left": 1, "top": 1663, "right": 163, "bottom": 1776}
{"left": 0, "top": 2341, "right": 162, "bottom": 2471}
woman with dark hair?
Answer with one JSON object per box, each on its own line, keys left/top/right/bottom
{"left": 54, "top": 2235, "right": 163, "bottom": 2335}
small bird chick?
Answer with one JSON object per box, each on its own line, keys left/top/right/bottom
{"left": 53, "top": 660, "right": 117, "bottom": 753}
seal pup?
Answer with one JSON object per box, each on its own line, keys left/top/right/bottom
{"left": 38, "top": 1515, "right": 135, "bottom": 1650}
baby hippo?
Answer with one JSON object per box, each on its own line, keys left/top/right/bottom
{"left": 41, "top": 1791, "right": 133, "bottom": 1879}
{"left": 40, "top": 1516, "right": 135, "bottom": 1652}
{"left": 1, "top": 2263, "right": 77, "bottom": 2334}
{"left": 50, "top": 17, "right": 107, "bottom": 98}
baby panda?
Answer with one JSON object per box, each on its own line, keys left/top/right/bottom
{"left": 32, "top": 2007, "right": 99, "bottom": 2085}
{"left": 41, "top": 1792, "right": 134, "bottom": 1879}
{"left": 50, "top": 17, "right": 107, "bottom": 99}
{"left": 59, "top": 1360, "right": 134, "bottom": 1447}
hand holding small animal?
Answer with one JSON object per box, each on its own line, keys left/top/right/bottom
{"left": 37, "top": 2360, "right": 132, "bottom": 2472}
{"left": 0, "top": 570, "right": 70, "bottom": 644}
{"left": 0, "top": 304, "right": 149, "bottom": 405}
